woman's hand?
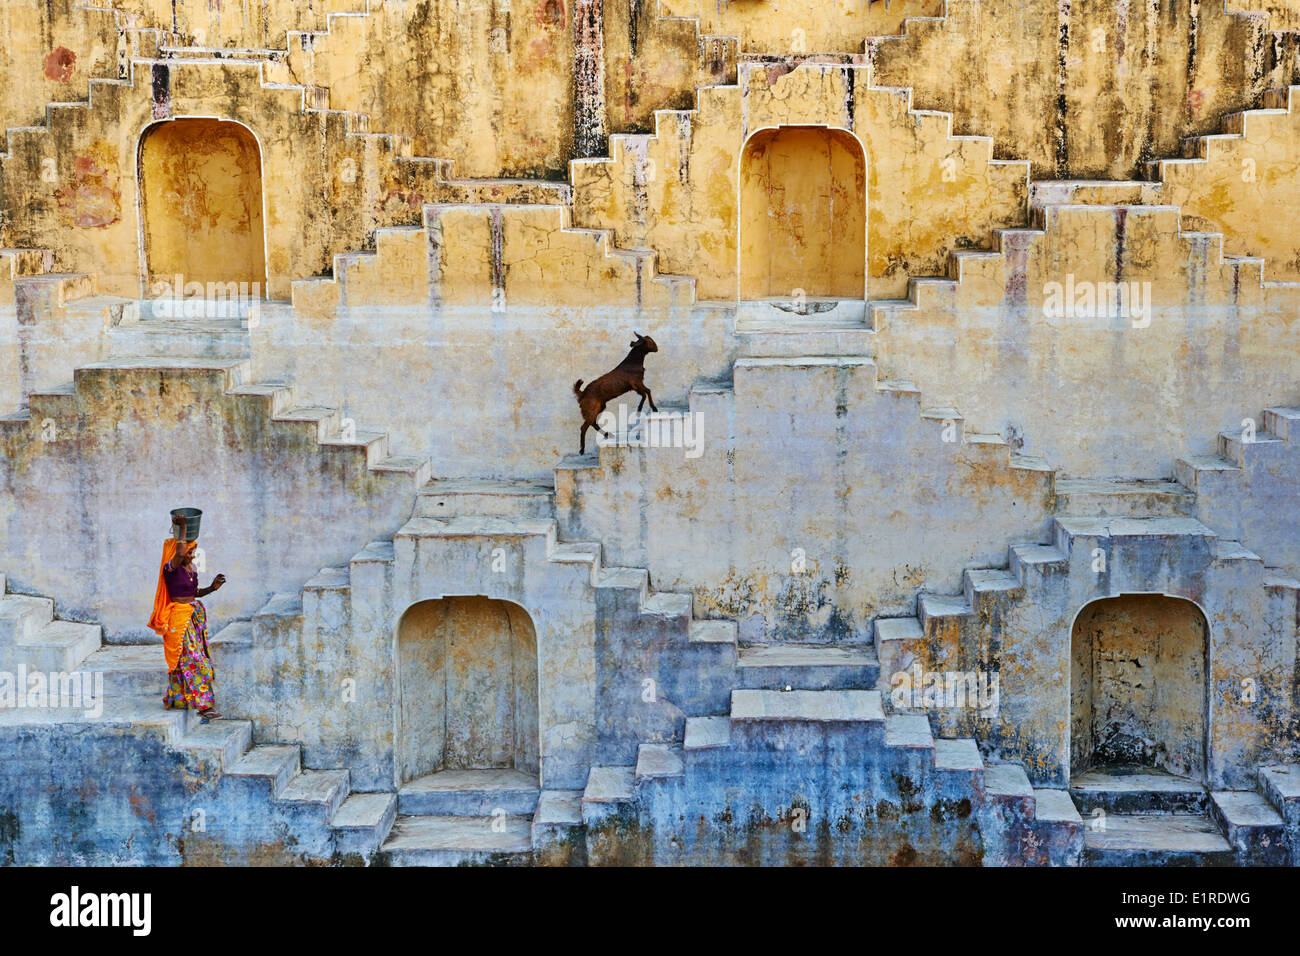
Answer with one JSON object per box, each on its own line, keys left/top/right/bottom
{"left": 210, "top": 573, "right": 227, "bottom": 591}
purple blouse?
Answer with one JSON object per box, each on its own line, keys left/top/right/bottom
{"left": 163, "top": 558, "right": 199, "bottom": 601}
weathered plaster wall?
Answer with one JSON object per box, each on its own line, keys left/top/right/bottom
{"left": 988, "top": 520, "right": 1294, "bottom": 787}
{"left": 872, "top": 205, "right": 1300, "bottom": 478}
{"left": 0, "top": 0, "right": 119, "bottom": 132}
{"left": 558, "top": 357, "right": 1054, "bottom": 643}
{"left": 1156, "top": 93, "right": 1300, "bottom": 281}
{"left": 0, "top": 715, "right": 360, "bottom": 865}
{"left": 396, "top": 596, "right": 539, "bottom": 782}
{"left": 273, "top": 0, "right": 728, "bottom": 179}
{"left": 0, "top": 360, "right": 417, "bottom": 642}
{"left": 869, "top": 0, "right": 1300, "bottom": 180}
{"left": 257, "top": 209, "right": 732, "bottom": 479}
{"left": 120, "top": 0, "right": 369, "bottom": 48}
{"left": 739, "top": 126, "right": 865, "bottom": 299}
{"left": 660, "top": 0, "right": 946, "bottom": 51}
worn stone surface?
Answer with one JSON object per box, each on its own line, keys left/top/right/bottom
{"left": 0, "top": 0, "right": 1298, "bottom": 868}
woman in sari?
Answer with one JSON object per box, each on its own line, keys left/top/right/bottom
{"left": 148, "top": 512, "right": 227, "bottom": 721}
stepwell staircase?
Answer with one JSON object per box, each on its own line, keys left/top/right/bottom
{"left": 2, "top": 2, "right": 1297, "bottom": 866}
{"left": 0, "top": 571, "right": 397, "bottom": 863}
{"left": 870, "top": 406, "right": 1300, "bottom": 865}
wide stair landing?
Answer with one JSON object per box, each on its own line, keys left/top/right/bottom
{"left": 1069, "top": 766, "right": 1290, "bottom": 865}
{"left": 381, "top": 768, "right": 582, "bottom": 866}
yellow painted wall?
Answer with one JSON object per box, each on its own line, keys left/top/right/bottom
{"left": 140, "top": 118, "right": 267, "bottom": 291}
{"left": 1157, "top": 99, "right": 1300, "bottom": 281}
{"left": 870, "top": 0, "right": 1300, "bottom": 180}
{"left": 0, "top": 0, "right": 119, "bottom": 132}
{"left": 661, "top": 0, "right": 945, "bottom": 52}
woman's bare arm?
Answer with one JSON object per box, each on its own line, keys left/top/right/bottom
{"left": 197, "top": 574, "right": 227, "bottom": 597}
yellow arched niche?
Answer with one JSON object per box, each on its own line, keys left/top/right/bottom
{"left": 139, "top": 118, "right": 267, "bottom": 294}
{"left": 740, "top": 125, "right": 866, "bottom": 300}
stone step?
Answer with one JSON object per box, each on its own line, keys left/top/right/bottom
{"left": 735, "top": 643, "right": 879, "bottom": 690}
{"left": 414, "top": 478, "right": 555, "bottom": 519}
{"left": 1257, "top": 764, "right": 1300, "bottom": 827}
{"left": 107, "top": 316, "right": 251, "bottom": 360}
{"left": 0, "top": 692, "right": 196, "bottom": 742}
{"left": 178, "top": 718, "right": 254, "bottom": 769}
{"left": 7, "top": 619, "right": 101, "bottom": 672}
{"left": 1053, "top": 478, "right": 1196, "bottom": 518}
{"left": 734, "top": 311, "right": 875, "bottom": 359}
{"left": 397, "top": 768, "right": 540, "bottom": 816}
{"left": 531, "top": 789, "right": 584, "bottom": 851}
{"left": 1029, "top": 179, "right": 1163, "bottom": 209}
{"left": 688, "top": 619, "right": 737, "bottom": 646}
{"left": 1082, "top": 813, "right": 1235, "bottom": 866}
{"left": 634, "top": 744, "right": 683, "bottom": 782}
{"left": 1218, "top": 429, "right": 1285, "bottom": 466}
{"left": 331, "top": 792, "right": 399, "bottom": 858}
{"left": 962, "top": 569, "right": 1021, "bottom": 607}
{"left": 580, "top": 765, "right": 637, "bottom": 828}
{"left": 733, "top": 299, "right": 869, "bottom": 331}
{"left": 1070, "top": 767, "right": 1208, "bottom": 814}
{"left": 873, "top": 617, "right": 924, "bottom": 689}
{"left": 281, "top": 769, "right": 351, "bottom": 820}
{"left": 884, "top": 713, "right": 934, "bottom": 750}
{"left": 1174, "top": 454, "right": 1240, "bottom": 490}
{"left": 547, "top": 541, "right": 601, "bottom": 566}
{"left": 986, "top": 763, "right": 1036, "bottom": 817}
{"left": 1052, "top": 516, "right": 1217, "bottom": 558}
{"left": 1009, "top": 544, "right": 1069, "bottom": 579}
{"left": 1261, "top": 406, "right": 1300, "bottom": 442}
{"left": 683, "top": 715, "right": 731, "bottom": 751}
{"left": 918, "top": 593, "right": 974, "bottom": 626}
{"left": 227, "top": 743, "right": 302, "bottom": 799}
{"left": 1034, "top": 788, "right": 1083, "bottom": 828}
{"left": 730, "top": 688, "right": 884, "bottom": 723}
{"left": 582, "top": 766, "right": 636, "bottom": 805}
{"left": 641, "top": 592, "right": 693, "bottom": 618}
{"left": 380, "top": 815, "right": 533, "bottom": 866}
{"left": 80, "top": 644, "right": 166, "bottom": 697}
{"left": 0, "top": 594, "right": 55, "bottom": 646}
{"left": 933, "top": 738, "right": 984, "bottom": 779}
{"left": 1209, "top": 791, "right": 1289, "bottom": 863}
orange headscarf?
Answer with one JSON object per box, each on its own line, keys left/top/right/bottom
{"left": 148, "top": 538, "right": 195, "bottom": 670}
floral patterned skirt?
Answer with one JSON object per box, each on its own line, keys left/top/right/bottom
{"left": 163, "top": 600, "right": 215, "bottom": 712}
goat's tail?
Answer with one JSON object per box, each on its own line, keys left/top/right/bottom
{"left": 573, "top": 379, "right": 584, "bottom": 401}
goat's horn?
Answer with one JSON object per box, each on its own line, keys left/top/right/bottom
{"left": 633, "top": 330, "right": 643, "bottom": 339}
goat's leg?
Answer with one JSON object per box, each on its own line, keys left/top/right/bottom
{"left": 636, "top": 385, "right": 658, "bottom": 413}
{"left": 580, "top": 422, "right": 589, "bottom": 455}
{"left": 594, "top": 405, "right": 615, "bottom": 440}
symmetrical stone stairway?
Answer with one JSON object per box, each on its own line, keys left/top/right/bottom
{"left": 871, "top": 500, "right": 1300, "bottom": 865}
{"left": 355, "top": 477, "right": 740, "bottom": 864}
{"left": 574, "top": 690, "right": 1082, "bottom": 865}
